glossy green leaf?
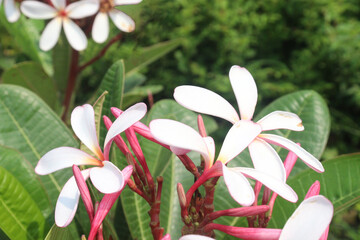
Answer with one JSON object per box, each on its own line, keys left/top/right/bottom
{"left": 270, "top": 153, "right": 360, "bottom": 228}
{"left": 212, "top": 90, "right": 330, "bottom": 239}
{"left": 124, "top": 39, "right": 182, "bottom": 75}
{"left": 0, "top": 84, "right": 84, "bottom": 237}
{"left": 2, "top": 62, "right": 59, "bottom": 111}
{"left": 0, "top": 166, "right": 47, "bottom": 240}
{"left": 44, "top": 225, "right": 72, "bottom": 240}
{"left": 0, "top": 145, "right": 52, "bottom": 221}
{"left": 123, "top": 85, "right": 163, "bottom": 108}
{"left": 0, "top": 12, "right": 52, "bottom": 75}
{"left": 118, "top": 99, "right": 217, "bottom": 239}
{"left": 93, "top": 60, "right": 125, "bottom": 146}
{"left": 124, "top": 72, "right": 146, "bottom": 92}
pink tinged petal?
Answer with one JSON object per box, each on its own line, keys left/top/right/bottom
{"left": 203, "top": 136, "right": 215, "bottom": 169}
{"left": 39, "top": 17, "right": 62, "bottom": 51}
{"left": 66, "top": 0, "right": 99, "bottom": 19}
{"left": 259, "top": 134, "right": 325, "bottom": 172}
{"left": 55, "top": 169, "right": 91, "bottom": 227}
{"left": 279, "top": 195, "right": 334, "bottom": 240}
{"left": 179, "top": 235, "right": 215, "bottom": 240}
{"left": 71, "top": 104, "right": 103, "bottom": 160}
{"left": 229, "top": 65, "right": 258, "bottom": 120}
{"left": 174, "top": 86, "right": 240, "bottom": 124}
{"left": 248, "top": 138, "right": 286, "bottom": 182}
{"left": 161, "top": 234, "right": 171, "bottom": 240}
{"left": 114, "top": 0, "right": 142, "bottom": 5}
{"left": 235, "top": 167, "right": 298, "bottom": 203}
{"left": 257, "top": 111, "right": 304, "bottom": 131}
{"left": 90, "top": 161, "right": 124, "bottom": 194}
{"left": 304, "top": 180, "right": 320, "bottom": 199}
{"left": 149, "top": 119, "right": 210, "bottom": 162}
{"left": 222, "top": 164, "right": 254, "bottom": 206}
{"left": 63, "top": 18, "right": 87, "bottom": 51}
{"left": 88, "top": 165, "right": 133, "bottom": 240}
{"left": 50, "top": 0, "right": 65, "bottom": 9}
{"left": 109, "top": 9, "right": 135, "bottom": 32}
{"left": 217, "top": 120, "right": 261, "bottom": 164}
{"left": 4, "top": 0, "right": 20, "bottom": 22}
{"left": 320, "top": 226, "right": 330, "bottom": 240}
{"left": 92, "top": 12, "right": 109, "bottom": 43}
{"left": 20, "top": 1, "right": 57, "bottom": 19}
{"left": 170, "top": 146, "right": 190, "bottom": 155}
{"left": 73, "top": 165, "right": 94, "bottom": 222}
{"left": 35, "top": 147, "right": 102, "bottom": 175}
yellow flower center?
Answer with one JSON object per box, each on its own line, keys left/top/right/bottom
{"left": 99, "top": 0, "right": 115, "bottom": 13}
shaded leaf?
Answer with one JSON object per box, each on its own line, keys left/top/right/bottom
{"left": 44, "top": 224, "right": 72, "bottom": 240}
{"left": 123, "top": 85, "right": 163, "bottom": 108}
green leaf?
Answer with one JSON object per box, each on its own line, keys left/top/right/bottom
{"left": 118, "top": 99, "right": 217, "bottom": 239}
{"left": 44, "top": 224, "right": 72, "bottom": 240}
{"left": 2, "top": 62, "right": 60, "bottom": 111}
{"left": 93, "top": 60, "right": 125, "bottom": 146}
{"left": 52, "top": 33, "right": 71, "bottom": 101}
{"left": 0, "top": 84, "right": 85, "bottom": 237}
{"left": 270, "top": 153, "right": 360, "bottom": 228}
{"left": 123, "top": 85, "right": 163, "bottom": 108}
{"left": 213, "top": 90, "right": 331, "bottom": 239}
{"left": 124, "top": 72, "right": 146, "bottom": 92}
{"left": 0, "top": 12, "right": 52, "bottom": 75}
{"left": 0, "top": 166, "right": 47, "bottom": 240}
{"left": 0, "top": 145, "right": 52, "bottom": 222}
{"left": 124, "top": 39, "right": 182, "bottom": 75}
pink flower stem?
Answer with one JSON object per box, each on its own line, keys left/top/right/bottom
{"left": 148, "top": 176, "right": 165, "bottom": 240}
{"left": 197, "top": 115, "right": 207, "bottom": 137}
{"left": 62, "top": 49, "right": 79, "bottom": 121}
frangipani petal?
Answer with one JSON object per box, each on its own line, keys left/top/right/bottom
{"left": 66, "top": 0, "right": 99, "bottom": 19}
{"left": 179, "top": 235, "right": 215, "bottom": 240}
{"left": 90, "top": 161, "right": 125, "bottom": 194}
{"left": 279, "top": 195, "right": 333, "bottom": 240}
{"left": 20, "top": 1, "right": 57, "bottom": 19}
{"left": 39, "top": 17, "right": 62, "bottom": 51}
{"left": 92, "top": 12, "right": 109, "bottom": 43}
{"left": 104, "top": 103, "right": 147, "bottom": 154}
{"left": 174, "top": 86, "right": 240, "bottom": 124}
{"left": 203, "top": 136, "right": 215, "bottom": 169}
{"left": 248, "top": 138, "right": 286, "bottom": 182}
{"left": 55, "top": 169, "right": 91, "bottom": 227}
{"left": 109, "top": 9, "right": 135, "bottom": 32}
{"left": 169, "top": 146, "right": 191, "bottom": 156}
{"left": 35, "top": 147, "right": 102, "bottom": 175}
{"left": 114, "top": 0, "right": 142, "bottom": 5}
{"left": 4, "top": 0, "right": 20, "bottom": 22}
{"left": 71, "top": 104, "right": 103, "bottom": 160}
{"left": 235, "top": 167, "right": 298, "bottom": 203}
{"left": 150, "top": 119, "right": 210, "bottom": 161}
{"left": 51, "top": 0, "right": 65, "bottom": 9}
{"left": 63, "top": 18, "right": 87, "bottom": 51}
{"left": 222, "top": 164, "right": 254, "bottom": 206}
{"left": 259, "top": 134, "right": 324, "bottom": 172}
{"left": 229, "top": 65, "right": 258, "bottom": 120}
{"left": 257, "top": 111, "right": 304, "bottom": 131}
{"left": 217, "top": 120, "right": 261, "bottom": 164}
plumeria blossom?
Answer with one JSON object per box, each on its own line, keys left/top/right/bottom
{"left": 92, "top": 0, "right": 141, "bottom": 43}
{"left": 174, "top": 65, "right": 324, "bottom": 183}
{"left": 20, "top": 0, "right": 99, "bottom": 51}
{"left": 35, "top": 103, "right": 146, "bottom": 226}
{"left": 150, "top": 119, "right": 297, "bottom": 206}
{"left": 1, "top": 0, "right": 21, "bottom": 22}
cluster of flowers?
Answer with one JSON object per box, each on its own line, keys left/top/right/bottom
{"left": 1, "top": 0, "right": 141, "bottom": 50}
{"left": 36, "top": 65, "right": 334, "bottom": 239}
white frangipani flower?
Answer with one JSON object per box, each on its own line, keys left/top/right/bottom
{"left": 92, "top": 0, "right": 141, "bottom": 43}
{"left": 35, "top": 102, "right": 147, "bottom": 226}
{"left": 1, "top": 0, "right": 21, "bottom": 22}
{"left": 174, "top": 65, "right": 324, "bottom": 183}
{"left": 20, "top": 0, "right": 99, "bottom": 51}
{"left": 150, "top": 119, "right": 297, "bottom": 206}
